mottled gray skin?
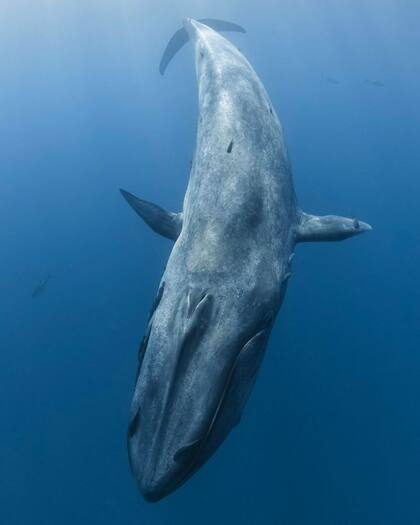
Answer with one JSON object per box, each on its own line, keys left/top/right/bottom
{"left": 122, "top": 19, "right": 371, "bottom": 502}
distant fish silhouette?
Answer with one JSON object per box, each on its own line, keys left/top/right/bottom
{"left": 324, "top": 75, "right": 339, "bottom": 85}
{"left": 364, "top": 78, "right": 385, "bottom": 87}
{"left": 32, "top": 274, "right": 51, "bottom": 298}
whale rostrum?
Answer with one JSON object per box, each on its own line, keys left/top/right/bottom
{"left": 120, "top": 18, "right": 372, "bottom": 502}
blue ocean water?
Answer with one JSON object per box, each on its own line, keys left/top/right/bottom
{"left": 1, "top": 1, "right": 419, "bottom": 523}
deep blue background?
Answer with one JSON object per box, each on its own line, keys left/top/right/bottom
{"left": 1, "top": 1, "right": 419, "bottom": 523}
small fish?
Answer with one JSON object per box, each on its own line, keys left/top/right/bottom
{"left": 324, "top": 75, "right": 339, "bottom": 85}
{"left": 32, "top": 274, "right": 51, "bottom": 298}
{"left": 364, "top": 78, "right": 385, "bottom": 87}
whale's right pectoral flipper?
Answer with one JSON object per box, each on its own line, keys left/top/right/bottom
{"left": 120, "top": 189, "right": 182, "bottom": 241}
{"left": 296, "top": 210, "right": 372, "bottom": 243}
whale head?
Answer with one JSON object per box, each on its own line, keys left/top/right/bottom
{"left": 127, "top": 282, "right": 275, "bottom": 502}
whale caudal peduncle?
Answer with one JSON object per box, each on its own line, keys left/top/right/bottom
{"left": 159, "top": 18, "right": 246, "bottom": 75}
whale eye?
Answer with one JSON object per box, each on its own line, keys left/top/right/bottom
{"left": 353, "top": 218, "right": 360, "bottom": 230}
{"left": 227, "top": 140, "right": 234, "bottom": 153}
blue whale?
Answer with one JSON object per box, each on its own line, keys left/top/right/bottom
{"left": 120, "top": 18, "right": 371, "bottom": 502}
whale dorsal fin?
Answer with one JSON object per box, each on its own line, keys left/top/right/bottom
{"left": 120, "top": 189, "right": 182, "bottom": 241}
{"left": 159, "top": 19, "right": 246, "bottom": 75}
{"left": 296, "top": 210, "right": 372, "bottom": 243}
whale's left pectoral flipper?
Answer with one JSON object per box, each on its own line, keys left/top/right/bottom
{"left": 296, "top": 210, "right": 372, "bottom": 243}
{"left": 120, "top": 189, "right": 182, "bottom": 241}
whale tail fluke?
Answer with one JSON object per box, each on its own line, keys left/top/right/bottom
{"left": 120, "top": 189, "right": 183, "bottom": 241}
{"left": 296, "top": 210, "right": 372, "bottom": 243}
{"left": 159, "top": 18, "right": 246, "bottom": 75}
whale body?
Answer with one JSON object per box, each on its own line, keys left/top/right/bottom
{"left": 120, "top": 18, "right": 371, "bottom": 502}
